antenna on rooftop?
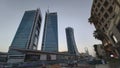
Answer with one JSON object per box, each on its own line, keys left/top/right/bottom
{"left": 47, "top": 6, "right": 50, "bottom": 13}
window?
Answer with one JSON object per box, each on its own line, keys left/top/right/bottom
{"left": 100, "top": 7, "right": 104, "bottom": 12}
{"left": 97, "top": 3, "right": 101, "bottom": 7}
{"left": 47, "top": 55, "right": 51, "bottom": 61}
{"left": 102, "top": 28, "right": 105, "bottom": 32}
{"left": 104, "top": 1, "right": 109, "bottom": 7}
{"left": 95, "top": 8, "right": 98, "bottom": 12}
{"left": 98, "top": 13, "right": 101, "bottom": 16}
{"left": 104, "top": 13, "right": 109, "bottom": 18}
{"left": 105, "top": 24, "right": 108, "bottom": 29}
{"left": 95, "top": 0, "right": 97, "bottom": 3}
{"left": 101, "top": 18, "right": 104, "bottom": 22}
{"left": 100, "top": 0, "right": 103, "bottom": 2}
{"left": 108, "top": 6, "right": 113, "bottom": 13}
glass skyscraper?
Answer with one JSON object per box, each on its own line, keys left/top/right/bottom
{"left": 8, "top": 9, "right": 42, "bottom": 63}
{"left": 65, "top": 27, "right": 79, "bottom": 55}
{"left": 41, "top": 11, "right": 58, "bottom": 52}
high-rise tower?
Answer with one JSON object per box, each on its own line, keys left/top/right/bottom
{"left": 8, "top": 9, "right": 42, "bottom": 63}
{"left": 41, "top": 11, "right": 58, "bottom": 52}
{"left": 65, "top": 27, "right": 79, "bottom": 55}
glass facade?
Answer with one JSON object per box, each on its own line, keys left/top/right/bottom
{"left": 65, "top": 27, "right": 79, "bottom": 55}
{"left": 41, "top": 12, "right": 58, "bottom": 52}
{"left": 8, "top": 9, "right": 42, "bottom": 62}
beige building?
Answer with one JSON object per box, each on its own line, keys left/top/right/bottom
{"left": 89, "top": 0, "right": 120, "bottom": 58}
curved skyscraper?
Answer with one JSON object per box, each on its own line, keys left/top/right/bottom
{"left": 65, "top": 27, "right": 79, "bottom": 55}
{"left": 8, "top": 9, "right": 42, "bottom": 63}
{"left": 41, "top": 11, "right": 58, "bottom": 52}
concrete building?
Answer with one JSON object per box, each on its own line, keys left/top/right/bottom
{"left": 65, "top": 27, "right": 79, "bottom": 56}
{"left": 8, "top": 9, "right": 42, "bottom": 63}
{"left": 89, "top": 0, "right": 120, "bottom": 58}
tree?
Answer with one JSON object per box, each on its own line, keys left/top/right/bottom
{"left": 93, "top": 29, "right": 105, "bottom": 41}
{"left": 89, "top": 14, "right": 99, "bottom": 24}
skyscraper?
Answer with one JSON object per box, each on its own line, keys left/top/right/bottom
{"left": 65, "top": 27, "right": 79, "bottom": 55}
{"left": 41, "top": 11, "right": 58, "bottom": 52}
{"left": 8, "top": 9, "right": 42, "bottom": 63}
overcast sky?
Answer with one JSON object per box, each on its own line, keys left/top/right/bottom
{"left": 0, "top": 0, "right": 101, "bottom": 56}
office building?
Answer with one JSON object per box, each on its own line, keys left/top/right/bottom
{"left": 7, "top": 9, "right": 42, "bottom": 63}
{"left": 65, "top": 27, "right": 79, "bottom": 55}
{"left": 0, "top": 52, "right": 8, "bottom": 62}
{"left": 89, "top": 0, "right": 120, "bottom": 58}
{"left": 41, "top": 11, "right": 58, "bottom": 52}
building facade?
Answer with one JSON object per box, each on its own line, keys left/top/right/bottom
{"left": 0, "top": 52, "right": 8, "bottom": 62}
{"left": 65, "top": 27, "right": 79, "bottom": 56}
{"left": 8, "top": 9, "right": 42, "bottom": 63}
{"left": 41, "top": 11, "right": 58, "bottom": 52}
{"left": 89, "top": 0, "right": 120, "bottom": 58}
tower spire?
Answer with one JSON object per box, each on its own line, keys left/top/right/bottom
{"left": 47, "top": 6, "right": 49, "bottom": 13}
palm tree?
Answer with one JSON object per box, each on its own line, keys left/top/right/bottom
{"left": 89, "top": 14, "right": 99, "bottom": 24}
{"left": 93, "top": 29, "right": 105, "bottom": 41}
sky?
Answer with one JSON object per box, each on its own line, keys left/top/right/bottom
{"left": 0, "top": 0, "right": 101, "bottom": 56}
